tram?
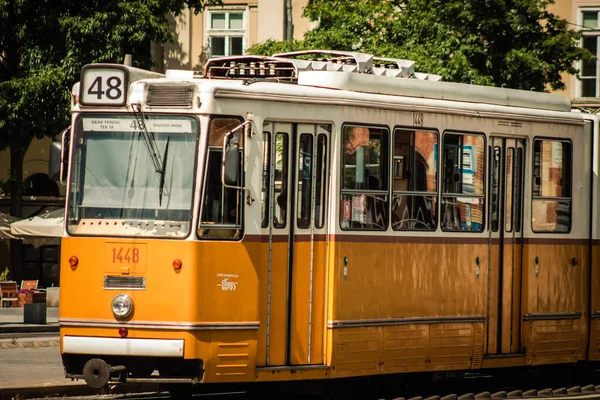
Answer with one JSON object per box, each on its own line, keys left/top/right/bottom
{"left": 51, "top": 50, "right": 598, "bottom": 389}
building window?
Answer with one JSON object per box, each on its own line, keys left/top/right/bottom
{"left": 206, "top": 10, "right": 246, "bottom": 57}
{"left": 580, "top": 9, "right": 600, "bottom": 97}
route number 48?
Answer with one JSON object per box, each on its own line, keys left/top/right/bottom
{"left": 87, "top": 76, "right": 122, "bottom": 100}
{"left": 80, "top": 67, "right": 127, "bottom": 105}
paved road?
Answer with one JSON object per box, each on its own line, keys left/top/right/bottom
{"left": 0, "top": 345, "right": 70, "bottom": 388}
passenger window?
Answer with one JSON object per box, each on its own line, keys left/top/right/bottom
{"left": 515, "top": 148, "right": 523, "bottom": 232}
{"left": 340, "top": 125, "right": 389, "bottom": 230}
{"left": 274, "top": 133, "right": 289, "bottom": 228}
{"left": 198, "top": 117, "right": 243, "bottom": 239}
{"left": 391, "top": 129, "right": 438, "bottom": 231}
{"left": 297, "top": 134, "right": 313, "bottom": 229}
{"left": 315, "top": 135, "right": 328, "bottom": 229}
{"left": 490, "top": 146, "right": 501, "bottom": 232}
{"left": 532, "top": 139, "right": 571, "bottom": 233}
{"left": 441, "top": 133, "right": 485, "bottom": 232}
{"left": 261, "top": 131, "right": 270, "bottom": 228}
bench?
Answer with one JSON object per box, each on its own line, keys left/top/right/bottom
{"left": 0, "top": 281, "right": 18, "bottom": 308}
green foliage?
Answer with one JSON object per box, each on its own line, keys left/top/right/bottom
{"left": 0, "top": 0, "right": 221, "bottom": 216}
{"left": 0, "top": 267, "right": 9, "bottom": 281}
{"left": 247, "top": 39, "right": 311, "bottom": 56}
{"left": 249, "top": 0, "right": 591, "bottom": 91}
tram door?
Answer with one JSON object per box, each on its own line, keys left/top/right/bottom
{"left": 487, "top": 137, "right": 525, "bottom": 355}
{"left": 262, "top": 121, "right": 330, "bottom": 366}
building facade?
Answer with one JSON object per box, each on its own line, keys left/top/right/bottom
{"left": 549, "top": 0, "right": 600, "bottom": 109}
{"left": 153, "top": 0, "right": 314, "bottom": 73}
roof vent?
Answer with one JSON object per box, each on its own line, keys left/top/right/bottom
{"left": 204, "top": 56, "right": 297, "bottom": 80}
{"left": 146, "top": 84, "right": 193, "bottom": 108}
{"left": 203, "top": 50, "right": 441, "bottom": 82}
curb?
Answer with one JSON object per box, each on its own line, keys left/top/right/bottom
{"left": 0, "top": 382, "right": 162, "bottom": 400}
{"left": 0, "top": 325, "right": 59, "bottom": 334}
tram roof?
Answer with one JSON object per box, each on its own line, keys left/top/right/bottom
{"left": 200, "top": 50, "right": 571, "bottom": 113}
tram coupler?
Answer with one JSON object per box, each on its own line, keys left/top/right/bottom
{"left": 82, "top": 358, "right": 127, "bottom": 388}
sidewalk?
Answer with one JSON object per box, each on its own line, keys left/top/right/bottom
{"left": 0, "top": 306, "right": 91, "bottom": 400}
{"left": 0, "top": 305, "right": 58, "bottom": 335}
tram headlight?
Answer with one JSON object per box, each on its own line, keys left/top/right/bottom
{"left": 111, "top": 294, "right": 133, "bottom": 319}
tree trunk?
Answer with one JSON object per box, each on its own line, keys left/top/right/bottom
{"left": 9, "top": 145, "right": 24, "bottom": 282}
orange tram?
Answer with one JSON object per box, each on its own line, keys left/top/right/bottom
{"left": 52, "top": 50, "right": 600, "bottom": 391}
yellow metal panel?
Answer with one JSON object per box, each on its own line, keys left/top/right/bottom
{"left": 266, "top": 240, "right": 290, "bottom": 366}
{"left": 523, "top": 244, "right": 584, "bottom": 314}
{"left": 331, "top": 327, "right": 381, "bottom": 377}
{"left": 525, "top": 320, "right": 582, "bottom": 365}
{"left": 291, "top": 240, "right": 311, "bottom": 364}
{"left": 332, "top": 241, "right": 488, "bottom": 321}
{"left": 429, "top": 324, "right": 473, "bottom": 371}
{"left": 382, "top": 325, "right": 428, "bottom": 373}
{"left": 205, "top": 331, "right": 257, "bottom": 383}
{"left": 310, "top": 240, "right": 327, "bottom": 365}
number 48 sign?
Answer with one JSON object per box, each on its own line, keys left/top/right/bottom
{"left": 80, "top": 65, "right": 128, "bottom": 106}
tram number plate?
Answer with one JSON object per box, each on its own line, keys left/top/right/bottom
{"left": 106, "top": 243, "right": 146, "bottom": 268}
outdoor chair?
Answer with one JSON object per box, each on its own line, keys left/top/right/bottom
{"left": 0, "top": 281, "right": 19, "bottom": 308}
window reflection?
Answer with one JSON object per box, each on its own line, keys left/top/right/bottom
{"left": 441, "top": 133, "right": 485, "bottom": 232}
{"left": 391, "top": 129, "right": 438, "bottom": 231}
{"left": 340, "top": 125, "right": 388, "bottom": 230}
{"left": 532, "top": 140, "right": 571, "bottom": 233}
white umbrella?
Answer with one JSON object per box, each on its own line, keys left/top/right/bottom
{"left": 10, "top": 208, "right": 63, "bottom": 248}
{"left": 0, "top": 212, "right": 21, "bottom": 240}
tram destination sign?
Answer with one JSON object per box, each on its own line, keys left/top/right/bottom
{"left": 83, "top": 117, "right": 193, "bottom": 133}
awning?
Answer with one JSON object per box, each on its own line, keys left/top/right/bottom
{"left": 0, "top": 212, "right": 22, "bottom": 240}
{"left": 10, "top": 208, "right": 63, "bottom": 248}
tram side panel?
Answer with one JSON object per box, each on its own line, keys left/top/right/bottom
{"left": 586, "top": 116, "right": 600, "bottom": 361}
{"left": 327, "top": 114, "right": 488, "bottom": 378}
{"left": 520, "top": 122, "right": 590, "bottom": 366}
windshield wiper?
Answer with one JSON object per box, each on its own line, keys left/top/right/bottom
{"left": 131, "top": 104, "right": 165, "bottom": 176}
{"left": 159, "top": 137, "right": 170, "bottom": 206}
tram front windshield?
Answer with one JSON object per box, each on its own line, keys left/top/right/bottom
{"left": 67, "top": 115, "right": 198, "bottom": 238}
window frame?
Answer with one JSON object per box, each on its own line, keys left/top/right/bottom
{"left": 339, "top": 123, "right": 390, "bottom": 231}
{"left": 197, "top": 115, "right": 245, "bottom": 240}
{"left": 205, "top": 7, "right": 248, "bottom": 57}
{"left": 531, "top": 137, "right": 573, "bottom": 234}
{"left": 391, "top": 126, "right": 440, "bottom": 231}
{"left": 578, "top": 7, "right": 600, "bottom": 98}
{"left": 440, "top": 130, "right": 487, "bottom": 233}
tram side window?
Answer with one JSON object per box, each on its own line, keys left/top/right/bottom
{"left": 198, "top": 117, "right": 243, "bottom": 239}
{"left": 261, "top": 132, "right": 270, "bottom": 228}
{"left": 340, "top": 125, "right": 389, "bottom": 231}
{"left": 297, "top": 134, "right": 314, "bottom": 229}
{"left": 532, "top": 139, "right": 571, "bottom": 233}
{"left": 391, "top": 129, "right": 438, "bottom": 231}
{"left": 315, "top": 134, "right": 328, "bottom": 229}
{"left": 274, "top": 133, "right": 289, "bottom": 228}
{"left": 441, "top": 133, "right": 485, "bottom": 232}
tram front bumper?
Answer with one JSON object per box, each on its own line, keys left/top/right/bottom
{"left": 63, "top": 336, "right": 184, "bottom": 357}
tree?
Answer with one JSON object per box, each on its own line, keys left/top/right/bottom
{"left": 0, "top": 0, "right": 220, "bottom": 280}
{"left": 248, "top": 0, "right": 590, "bottom": 91}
